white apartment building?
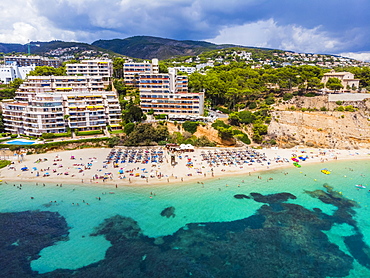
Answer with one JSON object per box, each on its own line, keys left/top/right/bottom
{"left": 128, "top": 62, "right": 203, "bottom": 115}
{"left": 4, "top": 55, "right": 62, "bottom": 67}
{"left": 123, "top": 58, "right": 159, "bottom": 86}
{"left": 0, "top": 62, "right": 35, "bottom": 84}
{"left": 66, "top": 59, "right": 113, "bottom": 77}
{"left": 140, "top": 91, "right": 204, "bottom": 116}
{"left": 2, "top": 91, "right": 121, "bottom": 136}
{"left": 2, "top": 58, "right": 121, "bottom": 136}
{"left": 123, "top": 59, "right": 204, "bottom": 116}
{"left": 15, "top": 75, "right": 110, "bottom": 101}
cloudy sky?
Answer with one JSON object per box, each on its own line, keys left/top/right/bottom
{"left": 1, "top": 0, "right": 370, "bottom": 60}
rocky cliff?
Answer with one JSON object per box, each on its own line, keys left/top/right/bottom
{"left": 268, "top": 110, "right": 370, "bottom": 149}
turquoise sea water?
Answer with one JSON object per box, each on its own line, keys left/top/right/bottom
{"left": 1, "top": 159, "right": 370, "bottom": 277}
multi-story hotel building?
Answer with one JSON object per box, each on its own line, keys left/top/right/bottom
{"left": 2, "top": 91, "right": 121, "bottom": 136}
{"left": 66, "top": 59, "right": 113, "bottom": 77}
{"left": 123, "top": 58, "right": 159, "bottom": 86}
{"left": 2, "top": 59, "right": 121, "bottom": 136}
{"left": 124, "top": 59, "right": 204, "bottom": 116}
{"left": 15, "top": 75, "right": 110, "bottom": 101}
{"left": 4, "top": 55, "right": 62, "bottom": 68}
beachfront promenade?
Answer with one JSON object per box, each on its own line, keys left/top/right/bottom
{"left": 0, "top": 146, "right": 369, "bottom": 187}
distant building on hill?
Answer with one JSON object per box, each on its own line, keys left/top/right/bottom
{"left": 321, "top": 70, "right": 360, "bottom": 90}
{"left": 171, "top": 66, "right": 196, "bottom": 74}
{"left": 4, "top": 55, "right": 62, "bottom": 68}
{"left": 0, "top": 62, "right": 35, "bottom": 84}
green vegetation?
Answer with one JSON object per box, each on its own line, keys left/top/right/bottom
{"left": 0, "top": 78, "right": 22, "bottom": 101}
{"left": 232, "top": 130, "right": 251, "bottom": 144}
{"left": 283, "top": 93, "right": 293, "bottom": 101}
{"left": 167, "top": 132, "right": 216, "bottom": 147}
{"left": 0, "top": 160, "right": 11, "bottom": 169}
{"left": 75, "top": 130, "right": 103, "bottom": 136}
{"left": 122, "top": 104, "right": 146, "bottom": 123}
{"left": 182, "top": 121, "right": 200, "bottom": 134}
{"left": 41, "top": 132, "right": 71, "bottom": 139}
{"left": 211, "top": 120, "right": 251, "bottom": 144}
{"left": 325, "top": 77, "right": 343, "bottom": 91}
{"left": 124, "top": 123, "right": 135, "bottom": 135}
{"left": 28, "top": 66, "right": 66, "bottom": 76}
{"left": 123, "top": 123, "right": 169, "bottom": 146}
{"left": 153, "top": 114, "right": 167, "bottom": 120}
{"left": 189, "top": 64, "right": 327, "bottom": 109}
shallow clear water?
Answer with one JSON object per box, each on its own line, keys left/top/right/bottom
{"left": 1, "top": 159, "right": 370, "bottom": 277}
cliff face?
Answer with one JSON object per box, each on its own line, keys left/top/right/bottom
{"left": 268, "top": 110, "right": 370, "bottom": 149}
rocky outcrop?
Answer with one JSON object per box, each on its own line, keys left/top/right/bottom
{"left": 268, "top": 110, "right": 370, "bottom": 149}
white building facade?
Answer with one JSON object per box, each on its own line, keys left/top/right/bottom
{"left": 66, "top": 59, "right": 113, "bottom": 77}
{"left": 4, "top": 55, "right": 62, "bottom": 67}
{"left": 0, "top": 62, "right": 35, "bottom": 84}
{"left": 2, "top": 59, "right": 121, "bottom": 136}
{"left": 2, "top": 90, "right": 121, "bottom": 136}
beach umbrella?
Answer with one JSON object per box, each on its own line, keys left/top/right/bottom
{"left": 21, "top": 167, "right": 28, "bottom": 171}
{"left": 33, "top": 167, "right": 37, "bottom": 170}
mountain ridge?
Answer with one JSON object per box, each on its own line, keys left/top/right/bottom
{"left": 0, "top": 36, "right": 280, "bottom": 60}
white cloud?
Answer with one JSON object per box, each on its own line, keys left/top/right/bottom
{"left": 0, "top": 0, "right": 368, "bottom": 55}
{"left": 209, "top": 19, "right": 343, "bottom": 53}
{"left": 0, "top": 0, "right": 78, "bottom": 43}
{"left": 339, "top": 52, "right": 370, "bottom": 62}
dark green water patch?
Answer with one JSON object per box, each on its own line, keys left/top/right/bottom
{"left": 160, "top": 206, "right": 176, "bottom": 218}
{"left": 344, "top": 234, "right": 370, "bottom": 268}
{"left": 305, "top": 183, "right": 370, "bottom": 269}
{"left": 0, "top": 210, "right": 69, "bottom": 278}
{"left": 4, "top": 186, "right": 370, "bottom": 278}
{"left": 250, "top": 192, "right": 297, "bottom": 203}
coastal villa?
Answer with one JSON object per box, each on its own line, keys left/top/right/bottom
{"left": 124, "top": 59, "right": 204, "bottom": 116}
{"left": 1, "top": 59, "right": 121, "bottom": 136}
{"left": 321, "top": 70, "right": 360, "bottom": 90}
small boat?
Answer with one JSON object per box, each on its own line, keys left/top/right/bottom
{"left": 321, "top": 169, "right": 331, "bottom": 175}
{"left": 355, "top": 184, "right": 366, "bottom": 189}
{"left": 293, "top": 162, "right": 301, "bottom": 168}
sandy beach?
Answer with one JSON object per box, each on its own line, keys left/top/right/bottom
{"left": 0, "top": 146, "right": 369, "bottom": 188}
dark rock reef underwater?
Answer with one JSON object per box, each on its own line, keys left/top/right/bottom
{"left": 1, "top": 184, "right": 370, "bottom": 278}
